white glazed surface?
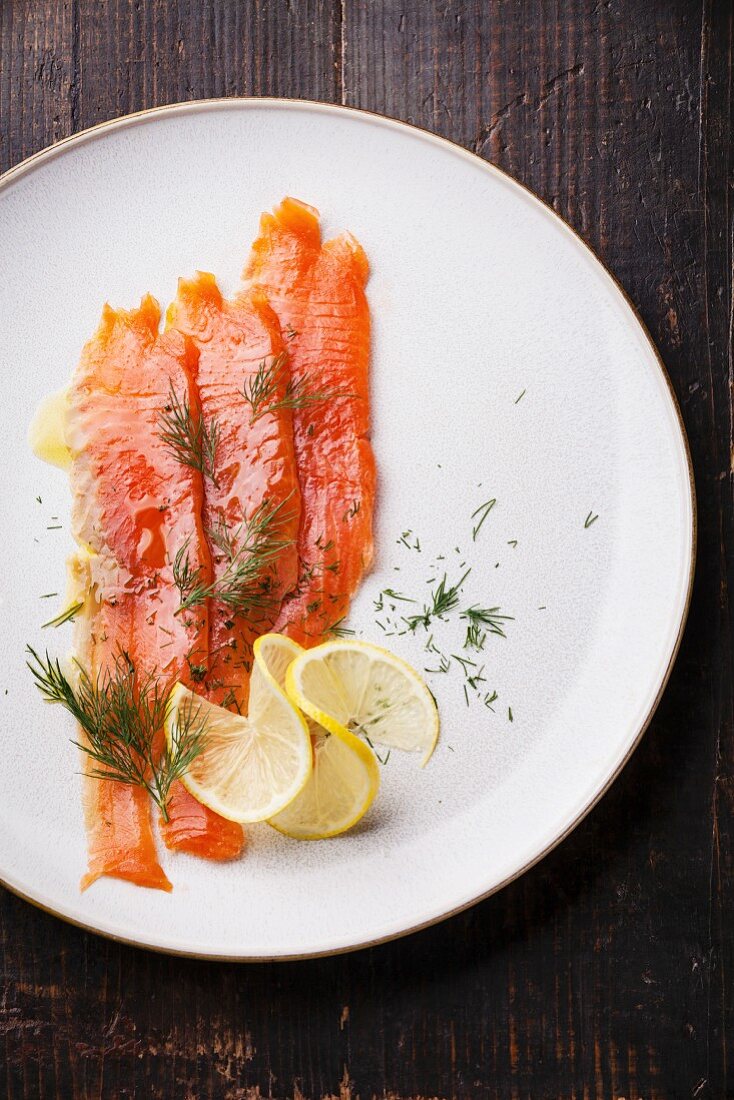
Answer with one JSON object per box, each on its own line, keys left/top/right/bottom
{"left": 0, "top": 101, "right": 693, "bottom": 958}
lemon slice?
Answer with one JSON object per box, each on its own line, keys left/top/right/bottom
{"left": 286, "top": 639, "right": 439, "bottom": 766}
{"left": 165, "top": 635, "right": 311, "bottom": 823}
{"left": 262, "top": 636, "right": 380, "bottom": 840}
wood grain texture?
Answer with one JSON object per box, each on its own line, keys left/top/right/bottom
{"left": 1, "top": 1, "right": 732, "bottom": 1097}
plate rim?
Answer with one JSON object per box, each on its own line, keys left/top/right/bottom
{"left": 0, "top": 96, "right": 697, "bottom": 961}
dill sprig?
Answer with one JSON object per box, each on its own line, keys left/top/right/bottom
{"left": 158, "top": 381, "right": 220, "bottom": 486}
{"left": 176, "top": 496, "right": 295, "bottom": 616}
{"left": 460, "top": 605, "right": 514, "bottom": 638}
{"left": 25, "top": 647, "right": 206, "bottom": 822}
{"left": 172, "top": 536, "right": 203, "bottom": 608}
{"left": 42, "top": 601, "right": 85, "bottom": 629}
{"left": 404, "top": 570, "right": 471, "bottom": 633}
{"left": 242, "top": 352, "right": 351, "bottom": 424}
{"left": 584, "top": 511, "right": 599, "bottom": 528}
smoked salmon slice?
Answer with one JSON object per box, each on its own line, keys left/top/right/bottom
{"left": 243, "top": 198, "right": 375, "bottom": 645}
{"left": 168, "top": 273, "right": 301, "bottom": 708}
{"left": 67, "top": 295, "right": 241, "bottom": 888}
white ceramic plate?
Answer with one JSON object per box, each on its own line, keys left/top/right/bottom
{"left": 0, "top": 100, "right": 694, "bottom": 959}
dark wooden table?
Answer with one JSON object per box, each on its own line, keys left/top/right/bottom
{"left": 1, "top": 2, "right": 732, "bottom": 1097}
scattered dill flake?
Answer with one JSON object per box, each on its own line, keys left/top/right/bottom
{"left": 425, "top": 655, "right": 451, "bottom": 675}
{"left": 446, "top": 744, "right": 454, "bottom": 752}
{"left": 464, "top": 622, "right": 486, "bottom": 651}
{"left": 381, "top": 588, "right": 415, "bottom": 603}
{"left": 46, "top": 525, "right": 62, "bottom": 531}
{"left": 538, "top": 605, "right": 547, "bottom": 610}
{"left": 35, "top": 496, "right": 42, "bottom": 504}
{"left": 471, "top": 498, "right": 496, "bottom": 541}
{"left": 329, "top": 617, "right": 356, "bottom": 638}
{"left": 514, "top": 388, "right": 526, "bottom": 404}
{"left": 484, "top": 690, "right": 498, "bottom": 711}
{"left": 463, "top": 684, "right": 470, "bottom": 706}
{"left": 584, "top": 511, "right": 599, "bottom": 528}
{"left": 42, "top": 601, "right": 84, "bottom": 629}
{"left": 364, "top": 735, "right": 391, "bottom": 766}
{"left": 461, "top": 605, "right": 513, "bottom": 638}
{"left": 508, "top": 707, "right": 514, "bottom": 722}
{"left": 507, "top": 539, "right": 518, "bottom": 548}
{"left": 39, "top": 592, "right": 58, "bottom": 599}
{"left": 404, "top": 570, "right": 471, "bottom": 632}
{"left": 467, "top": 670, "right": 486, "bottom": 690}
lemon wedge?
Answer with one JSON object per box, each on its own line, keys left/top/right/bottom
{"left": 262, "top": 636, "right": 380, "bottom": 840}
{"left": 165, "top": 634, "right": 311, "bottom": 823}
{"left": 286, "top": 639, "right": 439, "bottom": 767}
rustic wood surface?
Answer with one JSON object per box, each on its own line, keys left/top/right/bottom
{"left": 1, "top": 1, "right": 732, "bottom": 1097}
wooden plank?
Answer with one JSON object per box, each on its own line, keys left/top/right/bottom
{"left": 0, "top": 0, "right": 732, "bottom": 1097}
{"left": 0, "top": 0, "right": 75, "bottom": 174}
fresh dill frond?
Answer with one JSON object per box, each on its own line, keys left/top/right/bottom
{"left": 471, "top": 498, "right": 496, "bottom": 541}
{"left": 172, "top": 536, "right": 205, "bottom": 609}
{"left": 158, "top": 381, "right": 219, "bottom": 486}
{"left": 42, "top": 601, "right": 85, "bottom": 629}
{"left": 178, "top": 496, "right": 295, "bottom": 616}
{"left": 242, "top": 352, "right": 351, "bottom": 424}
{"left": 460, "top": 604, "right": 514, "bottom": 638}
{"left": 25, "top": 646, "right": 206, "bottom": 821}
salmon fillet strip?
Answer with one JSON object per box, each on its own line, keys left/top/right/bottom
{"left": 67, "top": 295, "right": 240, "bottom": 889}
{"left": 243, "top": 198, "right": 375, "bottom": 645}
{"left": 168, "top": 274, "right": 301, "bottom": 710}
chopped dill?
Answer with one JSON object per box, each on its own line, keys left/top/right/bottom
{"left": 381, "top": 589, "right": 415, "bottom": 603}
{"left": 404, "top": 570, "right": 471, "bottom": 633}
{"left": 42, "top": 601, "right": 84, "bottom": 629}
{"left": 425, "top": 655, "right": 451, "bottom": 675}
{"left": 460, "top": 605, "right": 514, "bottom": 638}
{"left": 329, "top": 617, "right": 356, "bottom": 638}
{"left": 463, "top": 622, "right": 486, "bottom": 651}
{"left": 514, "top": 389, "right": 526, "bottom": 404}
{"left": 584, "top": 511, "right": 599, "bottom": 528}
{"left": 471, "top": 498, "right": 496, "bottom": 541}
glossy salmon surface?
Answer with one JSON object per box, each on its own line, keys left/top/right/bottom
{"left": 169, "top": 274, "right": 301, "bottom": 708}
{"left": 67, "top": 296, "right": 241, "bottom": 888}
{"left": 243, "top": 198, "right": 375, "bottom": 644}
